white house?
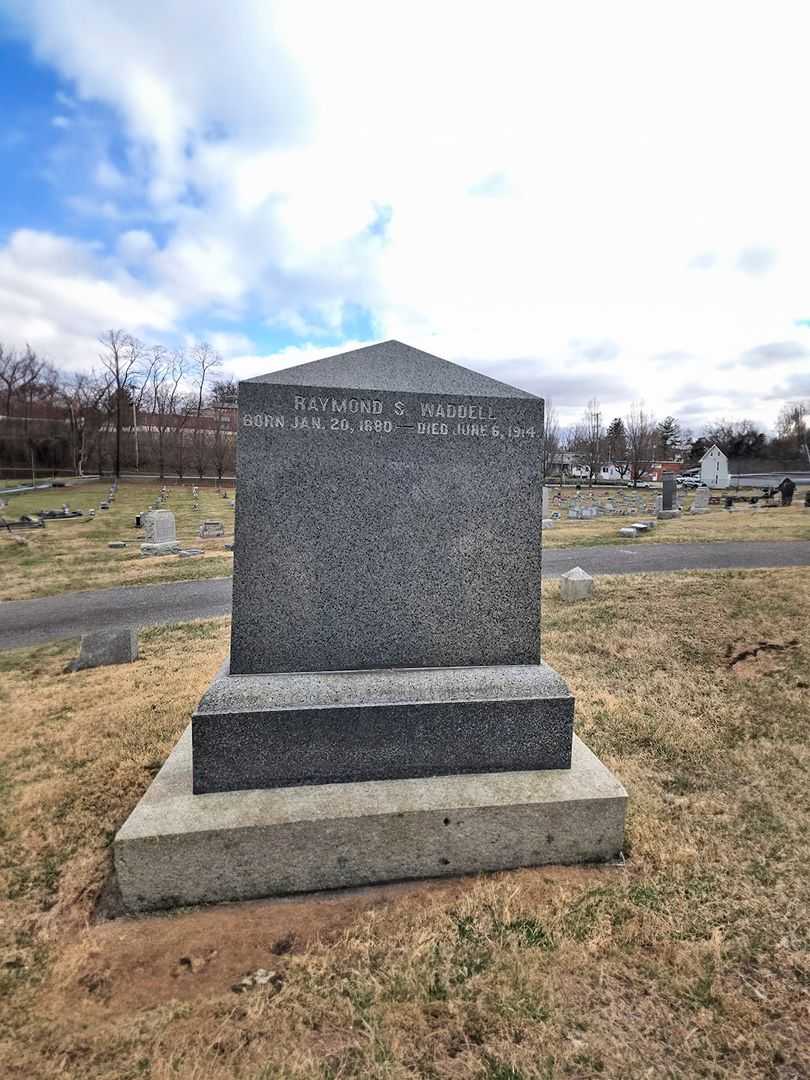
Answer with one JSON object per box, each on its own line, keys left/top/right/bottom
{"left": 700, "top": 444, "right": 729, "bottom": 488}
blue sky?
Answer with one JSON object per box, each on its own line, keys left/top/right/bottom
{"left": 1, "top": 1, "right": 809, "bottom": 432}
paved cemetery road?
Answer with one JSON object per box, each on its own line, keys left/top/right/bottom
{"left": 1, "top": 540, "right": 808, "bottom": 651}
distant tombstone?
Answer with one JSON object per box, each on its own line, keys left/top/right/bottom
{"left": 542, "top": 485, "right": 551, "bottom": 519}
{"left": 73, "top": 628, "right": 138, "bottom": 671}
{"left": 143, "top": 509, "right": 176, "bottom": 544}
{"left": 100, "top": 501, "right": 110, "bottom": 510}
{"left": 657, "top": 475, "right": 680, "bottom": 519}
{"left": 198, "top": 520, "right": 225, "bottom": 538}
{"left": 141, "top": 509, "right": 178, "bottom": 554}
{"left": 559, "top": 566, "right": 593, "bottom": 602}
{"left": 108, "top": 541, "right": 127, "bottom": 549}
{"left": 691, "top": 486, "right": 710, "bottom": 513}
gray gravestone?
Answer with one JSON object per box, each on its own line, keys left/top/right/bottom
{"left": 194, "top": 340, "right": 571, "bottom": 792}
{"left": 658, "top": 475, "right": 680, "bottom": 519}
{"left": 231, "top": 341, "right": 544, "bottom": 675}
{"left": 198, "top": 520, "right": 225, "bottom": 538}
{"left": 74, "top": 628, "right": 138, "bottom": 671}
{"left": 115, "top": 341, "right": 627, "bottom": 912}
{"left": 143, "top": 509, "right": 176, "bottom": 543}
{"left": 691, "top": 485, "right": 710, "bottom": 512}
{"left": 141, "top": 509, "right": 178, "bottom": 555}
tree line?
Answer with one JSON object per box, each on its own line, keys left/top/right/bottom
{"left": 545, "top": 399, "right": 810, "bottom": 484}
{"left": 3, "top": 334, "right": 809, "bottom": 485}
{"left": 0, "top": 331, "right": 238, "bottom": 481}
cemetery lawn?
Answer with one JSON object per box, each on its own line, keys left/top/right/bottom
{"left": 543, "top": 488, "right": 810, "bottom": 550}
{"left": 0, "top": 478, "right": 234, "bottom": 600}
{"left": 2, "top": 481, "right": 809, "bottom": 602}
{"left": 2, "top": 570, "right": 809, "bottom": 1079}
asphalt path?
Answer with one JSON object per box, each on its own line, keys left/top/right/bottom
{"left": 1, "top": 540, "right": 808, "bottom": 651}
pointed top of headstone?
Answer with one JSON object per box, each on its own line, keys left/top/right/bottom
{"left": 247, "top": 340, "right": 537, "bottom": 398}
{"left": 561, "top": 566, "right": 592, "bottom": 581}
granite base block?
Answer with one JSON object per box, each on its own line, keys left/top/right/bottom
{"left": 114, "top": 727, "right": 627, "bottom": 912}
{"left": 192, "top": 662, "right": 574, "bottom": 793}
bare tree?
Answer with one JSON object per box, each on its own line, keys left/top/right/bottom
{"left": 624, "top": 402, "right": 657, "bottom": 485}
{"left": 571, "top": 399, "right": 603, "bottom": 487}
{"left": 776, "top": 400, "right": 810, "bottom": 459}
{"left": 98, "top": 330, "right": 144, "bottom": 478}
{"left": 540, "top": 398, "right": 560, "bottom": 480}
{"left": 190, "top": 342, "right": 222, "bottom": 480}
{"left": 60, "top": 369, "right": 113, "bottom": 476}
{"left": 146, "top": 347, "right": 188, "bottom": 480}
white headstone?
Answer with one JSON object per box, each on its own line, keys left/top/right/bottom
{"left": 559, "top": 566, "right": 594, "bottom": 602}
{"left": 143, "top": 509, "right": 176, "bottom": 544}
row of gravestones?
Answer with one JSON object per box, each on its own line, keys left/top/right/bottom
{"left": 139, "top": 508, "right": 229, "bottom": 556}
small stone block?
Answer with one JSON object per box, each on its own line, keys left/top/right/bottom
{"left": 74, "top": 628, "right": 138, "bottom": 671}
{"left": 114, "top": 727, "right": 627, "bottom": 912}
{"left": 108, "top": 541, "right": 127, "bottom": 549}
{"left": 618, "top": 527, "right": 638, "bottom": 537}
{"left": 559, "top": 566, "right": 594, "bottom": 602}
{"left": 178, "top": 548, "right": 204, "bottom": 557}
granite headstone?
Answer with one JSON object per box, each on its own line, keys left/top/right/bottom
{"left": 194, "top": 340, "right": 571, "bottom": 792}
{"left": 115, "top": 341, "right": 627, "bottom": 912}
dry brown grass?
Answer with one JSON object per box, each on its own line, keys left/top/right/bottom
{"left": 2, "top": 570, "right": 810, "bottom": 1079}
{"left": 544, "top": 487, "right": 810, "bottom": 549}
{"left": 0, "top": 479, "right": 234, "bottom": 600}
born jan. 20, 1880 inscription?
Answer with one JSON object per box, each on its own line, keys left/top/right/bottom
{"left": 241, "top": 391, "right": 538, "bottom": 441}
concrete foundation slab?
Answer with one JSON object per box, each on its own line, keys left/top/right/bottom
{"left": 114, "top": 727, "right": 627, "bottom": 913}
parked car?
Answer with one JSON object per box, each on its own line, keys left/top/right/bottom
{"left": 677, "top": 475, "right": 701, "bottom": 488}
{"left": 624, "top": 480, "right": 652, "bottom": 488}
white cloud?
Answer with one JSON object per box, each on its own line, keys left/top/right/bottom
{"left": 0, "top": 229, "right": 176, "bottom": 367}
{"left": 3, "top": 0, "right": 810, "bottom": 430}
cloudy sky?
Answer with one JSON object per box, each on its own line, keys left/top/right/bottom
{"left": 1, "top": 1, "right": 809, "bottom": 432}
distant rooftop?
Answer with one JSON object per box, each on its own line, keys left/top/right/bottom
{"left": 247, "top": 340, "right": 537, "bottom": 398}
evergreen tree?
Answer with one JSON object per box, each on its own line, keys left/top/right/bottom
{"left": 606, "top": 416, "right": 626, "bottom": 462}
{"left": 656, "top": 415, "right": 681, "bottom": 459}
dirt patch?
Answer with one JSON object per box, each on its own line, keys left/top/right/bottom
{"left": 50, "top": 866, "right": 601, "bottom": 1017}
{"left": 726, "top": 638, "right": 801, "bottom": 679}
